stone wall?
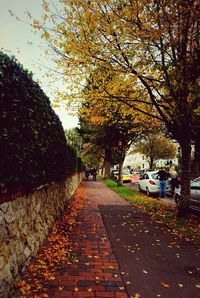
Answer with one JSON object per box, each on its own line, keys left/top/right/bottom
{"left": 0, "top": 173, "right": 82, "bottom": 298}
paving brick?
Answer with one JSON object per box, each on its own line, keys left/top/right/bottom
{"left": 15, "top": 181, "right": 128, "bottom": 297}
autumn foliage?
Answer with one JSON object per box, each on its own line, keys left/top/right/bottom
{"left": 30, "top": 0, "right": 199, "bottom": 213}
{"left": 14, "top": 186, "right": 85, "bottom": 297}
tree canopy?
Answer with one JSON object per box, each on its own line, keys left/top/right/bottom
{"left": 133, "top": 133, "right": 177, "bottom": 169}
{"left": 34, "top": 0, "right": 200, "bottom": 215}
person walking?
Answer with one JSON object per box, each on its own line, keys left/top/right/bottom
{"left": 92, "top": 168, "right": 97, "bottom": 181}
{"left": 157, "top": 168, "right": 170, "bottom": 198}
{"left": 85, "top": 168, "right": 89, "bottom": 181}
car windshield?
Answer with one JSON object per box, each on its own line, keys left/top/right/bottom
{"left": 151, "top": 173, "right": 159, "bottom": 180}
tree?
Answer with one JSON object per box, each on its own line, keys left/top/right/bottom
{"left": 79, "top": 116, "right": 139, "bottom": 183}
{"left": 36, "top": 0, "right": 199, "bottom": 216}
{"left": 65, "top": 128, "right": 82, "bottom": 153}
{"left": 134, "top": 133, "right": 177, "bottom": 169}
{"left": 79, "top": 69, "right": 152, "bottom": 184}
{"left": 81, "top": 142, "right": 104, "bottom": 169}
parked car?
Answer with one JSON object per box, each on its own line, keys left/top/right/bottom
{"left": 139, "top": 169, "right": 155, "bottom": 178}
{"left": 174, "top": 177, "right": 200, "bottom": 212}
{"left": 116, "top": 171, "right": 132, "bottom": 183}
{"left": 139, "top": 171, "right": 171, "bottom": 196}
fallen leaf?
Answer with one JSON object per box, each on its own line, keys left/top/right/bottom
{"left": 74, "top": 287, "right": 79, "bottom": 292}
{"left": 178, "top": 283, "right": 183, "bottom": 288}
{"left": 58, "top": 286, "right": 64, "bottom": 291}
{"left": 161, "top": 282, "right": 170, "bottom": 288}
{"left": 143, "top": 269, "right": 148, "bottom": 274}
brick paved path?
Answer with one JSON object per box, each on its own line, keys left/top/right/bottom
{"left": 38, "top": 180, "right": 129, "bottom": 298}
{"left": 15, "top": 179, "right": 200, "bottom": 298}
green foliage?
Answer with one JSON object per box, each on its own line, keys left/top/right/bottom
{"left": 0, "top": 52, "right": 80, "bottom": 195}
{"left": 65, "top": 128, "right": 83, "bottom": 153}
{"left": 77, "top": 156, "right": 83, "bottom": 173}
{"left": 65, "top": 144, "right": 79, "bottom": 174}
{"left": 133, "top": 132, "right": 177, "bottom": 168}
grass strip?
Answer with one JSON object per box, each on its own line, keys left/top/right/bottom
{"left": 103, "top": 178, "right": 200, "bottom": 248}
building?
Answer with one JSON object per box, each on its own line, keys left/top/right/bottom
{"left": 123, "top": 143, "right": 180, "bottom": 171}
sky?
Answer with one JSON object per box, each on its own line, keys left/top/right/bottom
{"left": 0, "top": 0, "right": 79, "bottom": 130}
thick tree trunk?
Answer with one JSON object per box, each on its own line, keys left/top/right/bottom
{"left": 149, "top": 157, "right": 154, "bottom": 169}
{"left": 104, "top": 148, "right": 111, "bottom": 178}
{"left": 104, "top": 160, "right": 111, "bottom": 178}
{"left": 177, "top": 140, "right": 191, "bottom": 218}
{"left": 117, "top": 160, "right": 124, "bottom": 186}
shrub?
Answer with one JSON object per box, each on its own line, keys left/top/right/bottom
{"left": 0, "top": 52, "right": 78, "bottom": 196}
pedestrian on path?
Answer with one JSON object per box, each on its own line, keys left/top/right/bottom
{"left": 157, "top": 167, "right": 170, "bottom": 198}
{"left": 91, "top": 167, "right": 97, "bottom": 181}
{"left": 84, "top": 168, "right": 90, "bottom": 181}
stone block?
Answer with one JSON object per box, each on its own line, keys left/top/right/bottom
{"left": 0, "top": 203, "right": 9, "bottom": 213}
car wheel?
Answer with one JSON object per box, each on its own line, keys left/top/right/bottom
{"left": 175, "top": 194, "right": 182, "bottom": 208}
{"left": 146, "top": 187, "right": 151, "bottom": 196}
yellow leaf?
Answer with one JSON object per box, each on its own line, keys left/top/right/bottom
{"left": 143, "top": 269, "right": 148, "bottom": 274}
{"left": 74, "top": 287, "right": 79, "bottom": 291}
{"left": 58, "top": 286, "right": 64, "bottom": 291}
{"left": 178, "top": 283, "right": 183, "bottom": 287}
{"left": 161, "top": 282, "right": 170, "bottom": 288}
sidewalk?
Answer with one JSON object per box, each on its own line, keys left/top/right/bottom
{"left": 15, "top": 179, "right": 200, "bottom": 298}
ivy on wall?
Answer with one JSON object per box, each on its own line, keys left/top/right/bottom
{"left": 0, "top": 52, "right": 81, "bottom": 197}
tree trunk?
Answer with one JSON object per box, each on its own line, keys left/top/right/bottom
{"left": 117, "top": 160, "right": 124, "bottom": 186}
{"left": 177, "top": 140, "right": 191, "bottom": 218}
{"left": 104, "top": 148, "right": 111, "bottom": 178}
{"left": 104, "top": 160, "right": 111, "bottom": 178}
{"left": 149, "top": 157, "right": 154, "bottom": 169}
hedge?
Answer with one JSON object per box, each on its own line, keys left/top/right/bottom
{"left": 0, "top": 52, "right": 81, "bottom": 197}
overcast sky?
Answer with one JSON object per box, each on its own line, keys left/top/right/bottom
{"left": 0, "top": 0, "right": 79, "bottom": 130}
